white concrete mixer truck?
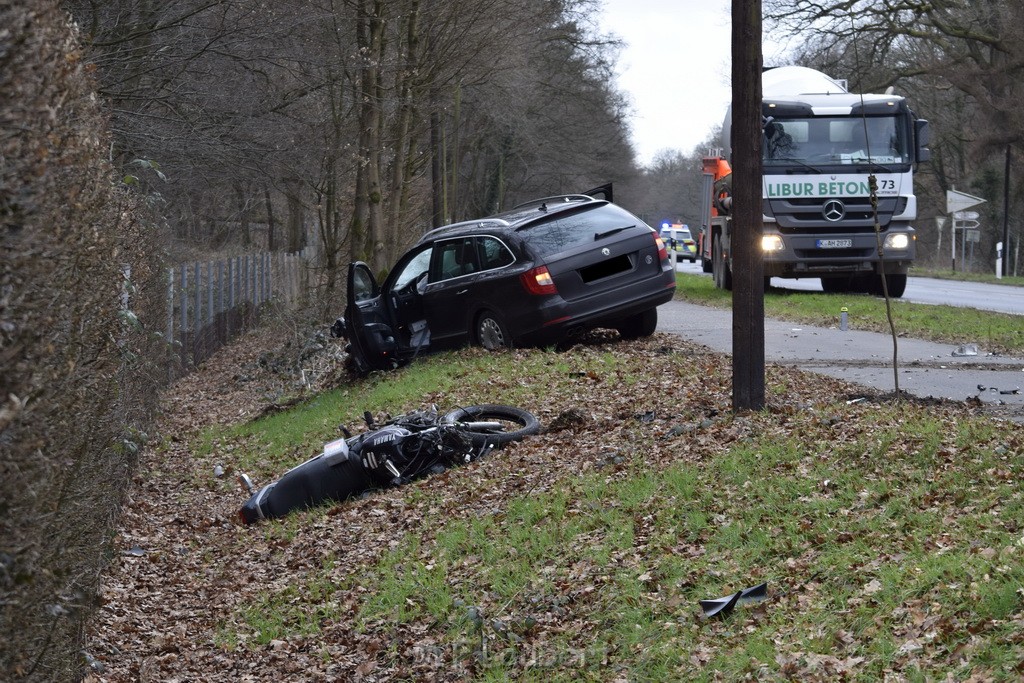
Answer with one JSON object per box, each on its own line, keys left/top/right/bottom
{"left": 698, "top": 66, "right": 931, "bottom": 296}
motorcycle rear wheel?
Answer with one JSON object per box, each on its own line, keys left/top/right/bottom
{"left": 441, "top": 404, "right": 540, "bottom": 447}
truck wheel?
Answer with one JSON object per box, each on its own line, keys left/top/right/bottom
{"left": 884, "top": 274, "right": 907, "bottom": 298}
{"left": 820, "top": 277, "right": 842, "bottom": 293}
{"left": 852, "top": 276, "right": 874, "bottom": 294}
{"left": 712, "top": 237, "right": 732, "bottom": 291}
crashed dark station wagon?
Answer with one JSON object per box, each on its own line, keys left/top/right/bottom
{"left": 333, "top": 193, "right": 677, "bottom": 372}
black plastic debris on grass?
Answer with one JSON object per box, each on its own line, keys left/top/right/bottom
{"left": 700, "top": 582, "right": 768, "bottom": 618}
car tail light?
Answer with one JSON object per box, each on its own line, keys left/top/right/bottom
{"left": 654, "top": 235, "right": 669, "bottom": 262}
{"left": 520, "top": 265, "right": 557, "bottom": 295}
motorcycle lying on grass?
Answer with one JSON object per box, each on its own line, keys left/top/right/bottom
{"left": 238, "top": 404, "right": 540, "bottom": 524}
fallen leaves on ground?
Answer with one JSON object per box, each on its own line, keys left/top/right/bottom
{"left": 82, "top": 322, "right": 1024, "bottom": 682}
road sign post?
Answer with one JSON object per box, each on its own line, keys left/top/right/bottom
{"left": 947, "top": 190, "right": 986, "bottom": 272}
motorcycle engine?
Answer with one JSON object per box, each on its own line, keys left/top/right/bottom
{"left": 363, "top": 425, "right": 412, "bottom": 464}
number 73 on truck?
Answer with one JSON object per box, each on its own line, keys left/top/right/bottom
{"left": 698, "top": 66, "right": 931, "bottom": 298}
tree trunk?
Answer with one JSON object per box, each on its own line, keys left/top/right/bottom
{"left": 351, "top": 0, "right": 386, "bottom": 272}
{"left": 285, "top": 179, "right": 304, "bottom": 253}
{"left": 730, "top": 0, "right": 765, "bottom": 411}
{"left": 234, "top": 181, "right": 251, "bottom": 248}
{"left": 385, "top": 0, "right": 420, "bottom": 264}
{"left": 264, "top": 187, "right": 276, "bottom": 252}
{"left": 449, "top": 81, "right": 461, "bottom": 220}
{"left": 320, "top": 163, "right": 341, "bottom": 297}
{"left": 430, "top": 104, "right": 444, "bottom": 229}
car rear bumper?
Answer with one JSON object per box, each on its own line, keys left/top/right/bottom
{"left": 514, "top": 277, "right": 676, "bottom": 346}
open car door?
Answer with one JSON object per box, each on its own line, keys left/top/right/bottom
{"left": 344, "top": 262, "right": 399, "bottom": 372}
{"left": 343, "top": 257, "right": 433, "bottom": 372}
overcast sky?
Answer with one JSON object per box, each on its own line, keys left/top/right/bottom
{"left": 598, "top": 0, "right": 790, "bottom": 166}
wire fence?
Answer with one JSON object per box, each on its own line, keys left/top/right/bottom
{"left": 165, "top": 249, "right": 311, "bottom": 375}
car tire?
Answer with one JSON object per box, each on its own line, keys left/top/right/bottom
{"left": 475, "top": 309, "right": 511, "bottom": 350}
{"left": 617, "top": 308, "right": 658, "bottom": 340}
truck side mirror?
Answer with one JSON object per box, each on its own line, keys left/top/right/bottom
{"left": 915, "top": 119, "right": 931, "bottom": 163}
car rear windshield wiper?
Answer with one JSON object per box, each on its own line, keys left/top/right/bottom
{"left": 595, "top": 225, "right": 633, "bottom": 240}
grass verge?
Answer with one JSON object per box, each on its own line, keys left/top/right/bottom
{"left": 211, "top": 339, "right": 1024, "bottom": 681}
{"left": 912, "top": 267, "right": 1024, "bottom": 288}
{"left": 674, "top": 272, "right": 1024, "bottom": 354}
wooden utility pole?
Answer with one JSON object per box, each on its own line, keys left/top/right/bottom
{"left": 1003, "top": 145, "right": 1011, "bottom": 277}
{"left": 731, "top": 0, "right": 765, "bottom": 411}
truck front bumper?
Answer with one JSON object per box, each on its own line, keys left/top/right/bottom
{"left": 762, "top": 225, "right": 916, "bottom": 278}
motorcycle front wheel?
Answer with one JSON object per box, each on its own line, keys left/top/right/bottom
{"left": 441, "top": 404, "right": 540, "bottom": 447}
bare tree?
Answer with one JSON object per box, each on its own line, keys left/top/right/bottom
{"left": 67, "top": 0, "right": 644, "bottom": 280}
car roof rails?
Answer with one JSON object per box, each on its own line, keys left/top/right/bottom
{"left": 509, "top": 194, "right": 599, "bottom": 212}
{"left": 420, "top": 217, "right": 512, "bottom": 241}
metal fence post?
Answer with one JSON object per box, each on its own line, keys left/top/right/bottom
{"left": 193, "top": 262, "right": 201, "bottom": 324}
{"left": 229, "top": 257, "right": 236, "bottom": 309}
{"left": 179, "top": 264, "right": 188, "bottom": 339}
{"left": 257, "top": 253, "right": 264, "bottom": 306}
{"left": 250, "top": 254, "right": 257, "bottom": 307}
{"left": 166, "top": 268, "right": 174, "bottom": 347}
{"left": 193, "top": 261, "right": 202, "bottom": 362}
{"left": 217, "top": 259, "right": 225, "bottom": 345}
{"left": 204, "top": 260, "right": 212, "bottom": 327}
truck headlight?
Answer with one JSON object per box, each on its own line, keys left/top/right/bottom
{"left": 884, "top": 233, "right": 910, "bottom": 250}
{"left": 761, "top": 235, "right": 784, "bottom": 252}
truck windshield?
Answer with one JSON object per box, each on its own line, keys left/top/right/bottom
{"left": 763, "top": 116, "right": 910, "bottom": 167}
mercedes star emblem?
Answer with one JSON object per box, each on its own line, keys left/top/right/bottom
{"left": 822, "top": 199, "right": 845, "bottom": 222}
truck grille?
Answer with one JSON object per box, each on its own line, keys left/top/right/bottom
{"left": 767, "top": 197, "right": 900, "bottom": 234}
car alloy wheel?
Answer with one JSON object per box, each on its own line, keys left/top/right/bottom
{"left": 476, "top": 311, "right": 508, "bottom": 350}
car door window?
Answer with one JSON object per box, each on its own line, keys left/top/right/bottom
{"left": 432, "top": 237, "right": 479, "bottom": 282}
{"left": 391, "top": 247, "right": 433, "bottom": 292}
{"left": 351, "top": 266, "right": 377, "bottom": 303}
{"left": 477, "top": 236, "right": 515, "bottom": 271}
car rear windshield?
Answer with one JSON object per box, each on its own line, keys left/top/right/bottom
{"left": 517, "top": 204, "right": 648, "bottom": 258}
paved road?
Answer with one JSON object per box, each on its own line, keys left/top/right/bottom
{"left": 769, "top": 275, "right": 1024, "bottom": 316}
{"left": 657, "top": 298, "right": 1024, "bottom": 418}
{"left": 673, "top": 258, "right": 1024, "bottom": 316}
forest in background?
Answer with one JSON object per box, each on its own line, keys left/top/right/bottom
{"left": 64, "top": 0, "right": 1024, "bottom": 284}
{"left": 65, "top": 0, "right": 640, "bottom": 294}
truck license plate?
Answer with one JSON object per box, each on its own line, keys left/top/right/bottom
{"left": 816, "top": 239, "right": 852, "bottom": 249}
